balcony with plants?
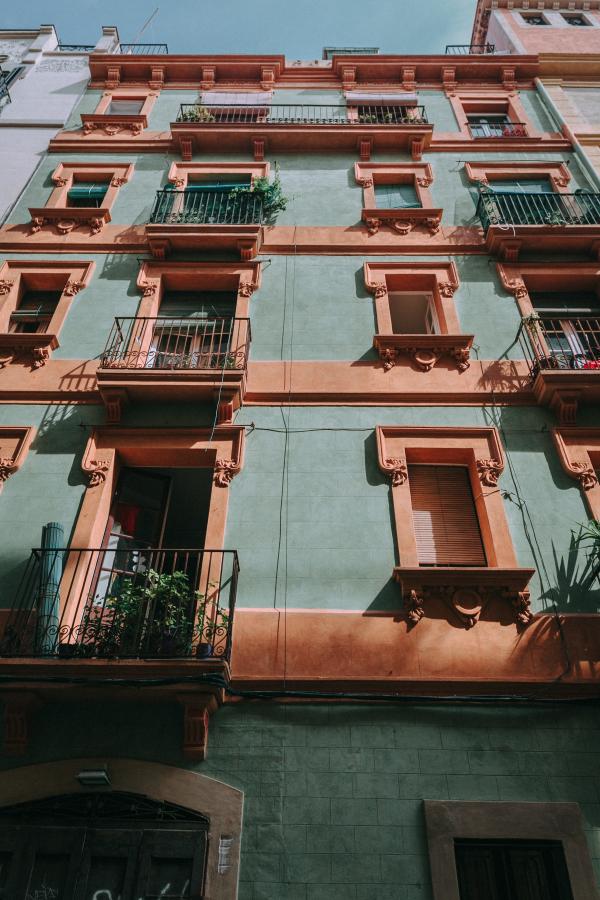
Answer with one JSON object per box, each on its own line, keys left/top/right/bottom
{"left": 145, "top": 172, "right": 287, "bottom": 259}
{"left": 171, "top": 102, "right": 432, "bottom": 156}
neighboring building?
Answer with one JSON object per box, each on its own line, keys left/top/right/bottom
{"left": 0, "top": 25, "right": 120, "bottom": 221}
{"left": 0, "top": 20, "right": 599, "bottom": 900}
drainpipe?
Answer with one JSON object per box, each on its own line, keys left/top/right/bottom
{"left": 36, "top": 522, "right": 64, "bottom": 654}
{"left": 534, "top": 76, "right": 600, "bottom": 191}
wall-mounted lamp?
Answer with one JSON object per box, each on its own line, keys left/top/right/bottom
{"left": 76, "top": 766, "right": 111, "bottom": 787}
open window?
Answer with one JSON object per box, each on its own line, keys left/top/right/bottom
{"left": 147, "top": 289, "right": 238, "bottom": 370}
{"left": 521, "top": 13, "right": 548, "bottom": 25}
{"left": 376, "top": 425, "right": 534, "bottom": 628}
{"left": 447, "top": 92, "right": 533, "bottom": 140}
{"left": 529, "top": 290, "right": 600, "bottom": 370}
{"left": 364, "top": 262, "right": 473, "bottom": 372}
{"left": 562, "top": 13, "right": 590, "bottom": 26}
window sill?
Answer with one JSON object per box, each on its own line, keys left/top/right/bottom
{"left": 362, "top": 206, "right": 442, "bottom": 235}
{"left": 28, "top": 206, "right": 111, "bottom": 236}
{"left": 80, "top": 113, "right": 147, "bottom": 135}
{"left": 0, "top": 332, "right": 59, "bottom": 369}
{"left": 393, "top": 565, "right": 535, "bottom": 628}
{"left": 374, "top": 333, "right": 473, "bottom": 371}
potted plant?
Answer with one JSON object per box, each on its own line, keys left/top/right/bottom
{"left": 194, "top": 592, "right": 229, "bottom": 658}
{"left": 229, "top": 164, "right": 289, "bottom": 224}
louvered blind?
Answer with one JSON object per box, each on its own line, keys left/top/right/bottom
{"left": 408, "top": 465, "right": 486, "bottom": 566}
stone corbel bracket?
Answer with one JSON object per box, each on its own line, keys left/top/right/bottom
{"left": 81, "top": 444, "right": 116, "bottom": 489}
{"left": 0, "top": 427, "right": 35, "bottom": 493}
{"left": 552, "top": 427, "right": 600, "bottom": 518}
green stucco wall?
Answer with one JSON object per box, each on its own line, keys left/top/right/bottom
{"left": 1, "top": 699, "right": 599, "bottom": 899}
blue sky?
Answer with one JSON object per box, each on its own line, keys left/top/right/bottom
{"left": 5, "top": 0, "right": 478, "bottom": 57}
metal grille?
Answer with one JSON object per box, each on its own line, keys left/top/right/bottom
{"left": 149, "top": 189, "right": 263, "bottom": 225}
{"left": 101, "top": 317, "right": 250, "bottom": 371}
{"left": 478, "top": 190, "right": 600, "bottom": 229}
{"left": 0, "top": 793, "right": 209, "bottom": 827}
{"left": 117, "top": 43, "right": 169, "bottom": 54}
{"left": 57, "top": 43, "right": 95, "bottom": 51}
{"left": 520, "top": 316, "right": 600, "bottom": 373}
{"left": 177, "top": 103, "right": 428, "bottom": 125}
{"left": 469, "top": 121, "right": 527, "bottom": 138}
{"left": 1, "top": 546, "right": 238, "bottom": 660}
{"left": 445, "top": 43, "right": 496, "bottom": 54}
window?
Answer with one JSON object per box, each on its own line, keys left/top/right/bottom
{"left": 522, "top": 13, "right": 548, "bottom": 24}
{"left": 455, "top": 839, "right": 574, "bottom": 900}
{"left": 66, "top": 181, "right": 109, "bottom": 208}
{"left": 562, "top": 14, "right": 590, "bottom": 26}
{"left": 374, "top": 182, "right": 421, "bottom": 209}
{"left": 107, "top": 98, "right": 144, "bottom": 115}
{"left": 8, "top": 290, "right": 62, "bottom": 334}
{"left": 0, "top": 791, "right": 208, "bottom": 899}
{"left": 467, "top": 113, "right": 512, "bottom": 138}
{"left": 490, "top": 178, "right": 552, "bottom": 194}
{"left": 408, "top": 465, "right": 487, "bottom": 567}
{"left": 388, "top": 292, "right": 438, "bottom": 334}
{"left": 149, "top": 290, "right": 237, "bottom": 369}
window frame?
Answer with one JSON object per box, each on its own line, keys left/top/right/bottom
{"left": 0, "top": 260, "right": 94, "bottom": 368}
{"left": 165, "top": 160, "right": 269, "bottom": 191}
{"left": 28, "top": 162, "right": 133, "bottom": 236}
{"left": 376, "top": 425, "right": 534, "bottom": 627}
{"left": 447, "top": 91, "right": 536, "bottom": 141}
{"left": 81, "top": 90, "right": 157, "bottom": 136}
{"left": 424, "top": 800, "right": 597, "bottom": 900}
{"left": 465, "top": 160, "right": 571, "bottom": 194}
{"left": 363, "top": 261, "right": 473, "bottom": 372}
{"left": 354, "top": 161, "right": 442, "bottom": 235}
{"left": 553, "top": 426, "right": 600, "bottom": 518}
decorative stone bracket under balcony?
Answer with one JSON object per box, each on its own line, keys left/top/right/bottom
{"left": 80, "top": 112, "right": 147, "bottom": 136}
{"left": 393, "top": 566, "right": 535, "bottom": 629}
{"left": 28, "top": 206, "right": 111, "bottom": 237}
{"left": 373, "top": 333, "right": 473, "bottom": 372}
{"left": 362, "top": 206, "right": 443, "bottom": 236}
{"left": 477, "top": 190, "right": 600, "bottom": 261}
{"left": 171, "top": 104, "right": 433, "bottom": 161}
{"left": 96, "top": 316, "right": 251, "bottom": 422}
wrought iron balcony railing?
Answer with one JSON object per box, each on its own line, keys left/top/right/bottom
{"left": 445, "top": 43, "right": 496, "bottom": 54}
{"left": 477, "top": 190, "right": 600, "bottom": 230}
{"left": 0, "top": 70, "right": 12, "bottom": 105}
{"left": 117, "top": 43, "right": 169, "bottom": 54}
{"left": 468, "top": 122, "right": 527, "bottom": 139}
{"left": 57, "top": 44, "right": 95, "bottom": 52}
{"left": 176, "top": 103, "right": 428, "bottom": 125}
{"left": 149, "top": 189, "right": 264, "bottom": 225}
{"left": 519, "top": 315, "right": 600, "bottom": 374}
{"left": 100, "top": 317, "right": 251, "bottom": 371}
{"left": 1, "top": 546, "right": 238, "bottom": 661}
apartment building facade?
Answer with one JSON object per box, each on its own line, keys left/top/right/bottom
{"left": 0, "top": 15, "right": 599, "bottom": 900}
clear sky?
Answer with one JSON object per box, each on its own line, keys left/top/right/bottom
{"left": 4, "top": 0, "right": 478, "bottom": 57}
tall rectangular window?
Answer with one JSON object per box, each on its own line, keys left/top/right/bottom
{"left": 408, "top": 465, "right": 487, "bottom": 566}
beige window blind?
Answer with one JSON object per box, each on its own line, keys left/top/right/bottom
{"left": 408, "top": 465, "right": 487, "bottom": 566}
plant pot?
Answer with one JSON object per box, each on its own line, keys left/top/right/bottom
{"left": 196, "top": 642, "right": 214, "bottom": 659}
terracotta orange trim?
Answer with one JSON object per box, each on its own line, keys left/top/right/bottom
{"left": 355, "top": 161, "right": 434, "bottom": 204}
{"left": 230, "top": 608, "right": 600, "bottom": 695}
{"left": 0, "top": 260, "right": 94, "bottom": 370}
{"left": 0, "top": 427, "right": 35, "bottom": 493}
{"left": 93, "top": 90, "right": 157, "bottom": 119}
{"left": 465, "top": 159, "right": 571, "bottom": 192}
{"left": 166, "top": 161, "right": 269, "bottom": 190}
{"left": 552, "top": 427, "right": 600, "bottom": 518}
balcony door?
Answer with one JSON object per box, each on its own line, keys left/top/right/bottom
{"left": 147, "top": 291, "right": 236, "bottom": 370}
{"left": 467, "top": 113, "right": 511, "bottom": 138}
{"left": 530, "top": 291, "right": 600, "bottom": 368}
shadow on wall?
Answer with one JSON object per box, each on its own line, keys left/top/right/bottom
{"left": 541, "top": 535, "right": 600, "bottom": 614}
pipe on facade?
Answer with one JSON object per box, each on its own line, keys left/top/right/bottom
{"left": 534, "top": 76, "right": 600, "bottom": 192}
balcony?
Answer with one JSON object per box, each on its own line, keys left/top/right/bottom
{"left": 519, "top": 314, "right": 600, "bottom": 422}
{"left": 445, "top": 44, "right": 496, "bottom": 54}
{"left": 57, "top": 44, "right": 95, "bottom": 52}
{"left": 97, "top": 316, "right": 251, "bottom": 420}
{"left": 477, "top": 190, "right": 600, "bottom": 259}
{"left": 1, "top": 545, "right": 237, "bottom": 662}
{"left": 146, "top": 188, "right": 264, "bottom": 258}
{"left": 171, "top": 103, "right": 433, "bottom": 159}
{"left": 117, "top": 43, "right": 169, "bottom": 54}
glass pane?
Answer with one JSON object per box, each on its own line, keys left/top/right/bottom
{"left": 147, "top": 857, "right": 193, "bottom": 898}
{"left": 492, "top": 179, "right": 552, "bottom": 194}
{"left": 84, "top": 855, "right": 127, "bottom": 900}
{"left": 158, "top": 291, "right": 236, "bottom": 319}
{"left": 107, "top": 100, "right": 143, "bottom": 115}
{"left": 27, "top": 852, "right": 70, "bottom": 899}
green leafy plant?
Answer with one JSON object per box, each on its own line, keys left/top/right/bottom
{"left": 229, "top": 164, "right": 289, "bottom": 223}
{"left": 180, "top": 104, "right": 215, "bottom": 123}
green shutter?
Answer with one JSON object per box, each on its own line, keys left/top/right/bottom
{"left": 67, "top": 184, "right": 108, "bottom": 202}
{"left": 374, "top": 182, "right": 421, "bottom": 209}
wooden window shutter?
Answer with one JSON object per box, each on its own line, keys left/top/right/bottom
{"left": 408, "top": 465, "right": 486, "bottom": 566}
